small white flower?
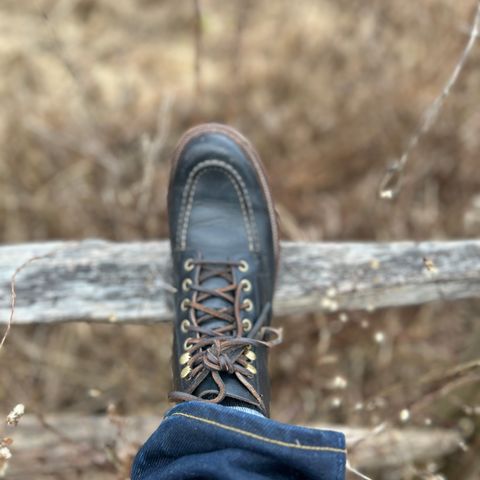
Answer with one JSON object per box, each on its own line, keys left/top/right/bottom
{"left": 331, "top": 397, "right": 342, "bottom": 408}
{"left": 374, "top": 331, "right": 385, "bottom": 344}
{"left": 331, "top": 376, "right": 348, "bottom": 389}
{"left": 321, "top": 297, "right": 339, "bottom": 312}
{"left": 326, "top": 287, "right": 337, "bottom": 298}
{"left": 0, "top": 448, "right": 11, "bottom": 461}
{"left": 6, "top": 404, "right": 25, "bottom": 426}
{"left": 399, "top": 408, "right": 410, "bottom": 422}
{"left": 380, "top": 189, "right": 394, "bottom": 199}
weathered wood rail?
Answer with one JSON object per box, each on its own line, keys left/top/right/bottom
{"left": 6, "top": 414, "right": 462, "bottom": 477}
{"left": 0, "top": 239, "right": 479, "bottom": 324}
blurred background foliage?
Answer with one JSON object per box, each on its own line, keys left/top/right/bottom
{"left": 0, "top": 0, "right": 479, "bottom": 478}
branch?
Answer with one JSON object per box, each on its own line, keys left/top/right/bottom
{"left": 379, "top": 1, "right": 480, "bottom": 199}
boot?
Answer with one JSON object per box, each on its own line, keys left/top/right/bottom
{"left": 167, "top": 123, "right": 281, "bottom": 416}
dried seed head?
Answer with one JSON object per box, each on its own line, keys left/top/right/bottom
{"left": 423, "top": 257, "right": 439, "bottom": 275}
{"left": 0, "top": 446, "right": 12, "bottom": 477}
{"left": 331, "top": 397, "right": 342, "bottom": 408}
{"left": 88, "top": 388, "right": 102, "bottom": 398}
{"left": 6, "top": 404, "right": 25, "bottom": 426}
{"left": 326, "top": 287, "right": 337, "bottom": 298}
{"left": 399, "top": 408, "right": 410, "bottom": 422}
{"left": 329, "top": 376, "right": 348, "bottom": 390}
{"left": 0, "top": 448, "right": 11, "bottom": 461}
{"left": 374, "top": 331, "right": 385, "bottom": 344}
{"left": 321, "top": 297, "right": 339, "bottom": 312}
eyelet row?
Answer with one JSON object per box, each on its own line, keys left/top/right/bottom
{"left": 181, "top": 298, "right": 191, "bottom": 311}
{"left": 240, "top": 268, "right": 252, "bottom": 333}
{"left": 243, "top": 298, "right": 253, "bottom": 312}
{"left": 240, "top": 278, "right": 252, "bottom": 292}
{"left": 180, "top": 337, "right": 193, "bottom": 378}
{"left": 242, "top": 318, "right": 252, "bottom": 332}
{"left": 244, "top": 345, "right": 256, "bottom": 374}
{"left": 180, "top": 319, "right": 190, "bottom": 333}
{"left": 184, "top": 258, "right": 250, "bottom": 272}
{"left": 180, "top": 261, "right": 194, "bottom": 379}
{"left": 239, "top": 260, "right": 249, "bottom": 272}
{"left": 182, "top": 278, "right": 192, "bottom": 291}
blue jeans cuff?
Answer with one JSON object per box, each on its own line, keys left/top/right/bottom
{"left": 133, "top": 401, "right": 346, "bottom": 479}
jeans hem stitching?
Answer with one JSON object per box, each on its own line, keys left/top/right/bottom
{"left": 171, "top": 412, "right": 347, "bottom": 454}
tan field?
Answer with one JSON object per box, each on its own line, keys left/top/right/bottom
{"left": 0, "top": 1, "right": 479, "bottom": 478}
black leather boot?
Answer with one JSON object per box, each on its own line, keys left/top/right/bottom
{"left": 167, "top": 123, "right": 281, "bottom": 416}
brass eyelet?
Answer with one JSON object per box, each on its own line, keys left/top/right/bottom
{"left": 242, "top": 318, "right": 252, "bottom": 332}
{"left": 246, "top": 364, "right": 257, "bottom": 375}
{"left": 184, "top": 258, "right": 194, "bottom": 272}
{"left": 180, "top": 298, "right": 191, "bottom": 311}
{"left": 240, "top": 279, "right": 252, "bottom": 292}
{"left": 179, "top": 352, "right": 191, "bottom": 365}
{"left": 245, "top": 349, "right": 256, "bottom": 361}
{"left": 243, "top": 299, "right": 254, "bottom": 312}
{"left": 182, "top": 278, "right": 193, "bottom": 292}
{"left": 181, "top": 366, "right": 192, "bottom": 379}
{"left": 180, "top": 319, "right": 190, "bottom": 333}
{"left": 183, "top": 338, "right": 193, "bottom": 350}
{"left": 239, "top": 260, "right": 249, "bottom": 272}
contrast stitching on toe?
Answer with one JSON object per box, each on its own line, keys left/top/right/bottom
{"left": 177, "top": 159, "right": 259, "bottom": 251}
{"left": 169, "top": 123, "right": 279, "bottom": 268}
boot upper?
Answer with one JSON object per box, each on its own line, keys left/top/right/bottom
{"left": 168, "top": 124, "right": 279, "bottom": 416}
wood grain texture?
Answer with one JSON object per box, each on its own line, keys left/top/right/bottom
{"left": 5, "top": 414, "right": 463, "bottom": 477}
{"left": 0, "top": 239, "right": 479, "bottom": 324}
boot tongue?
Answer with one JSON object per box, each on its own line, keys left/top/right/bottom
{"left": 196, "top": 271, "right": 235, "bottom": 333}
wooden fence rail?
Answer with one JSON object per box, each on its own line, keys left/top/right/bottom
{"left": 6, "top": 414, "right": 463, "bottom": 477}
{"left": 1, "top": 239, "right": 479, "bottom": 324}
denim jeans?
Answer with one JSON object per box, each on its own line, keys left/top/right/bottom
{"left": 132, "top": 401, "right": 346, "bottom": 479}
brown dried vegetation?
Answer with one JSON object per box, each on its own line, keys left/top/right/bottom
{"left": 1, "top": 0, "right": 480, "bottom": 478}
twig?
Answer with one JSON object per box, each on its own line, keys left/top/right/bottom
{"left": 346, "top": 461, "right": 373, "bottom": 480}
{"left": 34, "top": 412, "right": 78, "bottom": 447}
{"left": 0, "top": 252, "right": 55, "bottom": 350}
{"left": 348, "top": 358, "right": 480, "bottom": 458}
{"left": 348, "top": 421, "right": 388, "bottom": 453}
{"left": 192, "top": 0, "right": 204, "bottom": 96}
{"left": 379, "top": 1, "right": 480, "bottom": 199}
{"left": 138, "top": 93, "right": 174, "bottom": 212}
{"left": 227, "top": 0, "right": 252, "bottom": 118}
{"left": 408, "top": 359, "right": 480, "bottom": 415}
{"left": 376, "top": 358, "right": 480, "bottom": 409}
{"left": 0, "top": 243, "right": 81, "bottom": 349}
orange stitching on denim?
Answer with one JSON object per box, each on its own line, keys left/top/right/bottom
{"left": 171, "top": 412, "right": 347, "bottom": 454}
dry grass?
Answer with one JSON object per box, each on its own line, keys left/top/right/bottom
{"left": 1, "top": 0, "right": 480, "bottom": 478}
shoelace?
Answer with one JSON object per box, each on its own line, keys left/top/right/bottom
{"left": 169, "top": 259, "right": 282, "bottom": 411}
